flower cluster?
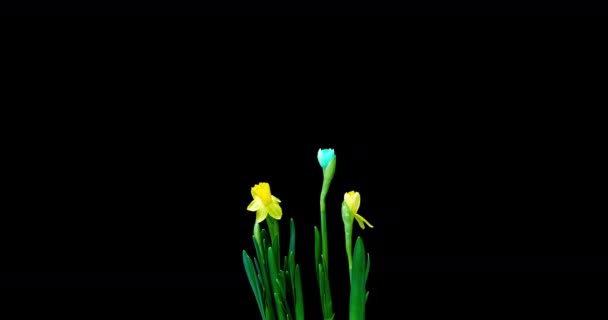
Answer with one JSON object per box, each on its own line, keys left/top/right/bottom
{"left": 242, "top": 148, "right": 374, "bottom": 320}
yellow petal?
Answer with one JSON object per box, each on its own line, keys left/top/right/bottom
{"left": 267, "top": 202, "right": 283, "bottom": 220}
{"left": 256, "top": 207, "right": 268, "bottom": 223}
{"left": 354, "top": 213, "right": 373, "bottom": 229}
{"left": 247, "top": 198, "right": 262, "bottom": 212}
{"left": 344, "top": 191, "right": 361, "bottom": 214}
{"left": 272, "top": 195, "right": 281, "bottom": 203}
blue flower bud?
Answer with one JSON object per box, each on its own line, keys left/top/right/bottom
{"left": 317, "top": 148, "right": 336, "bottom": 170}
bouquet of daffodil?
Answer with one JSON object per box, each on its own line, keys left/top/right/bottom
{"left": 242, "top": 148, "right": 373, "bottom": 320}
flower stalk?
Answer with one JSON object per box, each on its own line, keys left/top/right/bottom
{"left": 342, "top": 191, "right": 373, "bottom": 281}
{"left": 316, "top": 148, "right": 336, "bottom": 320}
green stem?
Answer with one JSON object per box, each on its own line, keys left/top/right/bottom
{"left": 267, "top": 217, "right": 280, "bottom": 269}
{"left": 320, "top": 202, "right": 328, "bottom": 272}
{"left": 254, "top": 223, "right": 263, "bottom": 256}
{"left": 319, "top": 174, "right": 334, "bottom": 319}
{"left": 345, "top": 229, "right": 353, "bottom": 282}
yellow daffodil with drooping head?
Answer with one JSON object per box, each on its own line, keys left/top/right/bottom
{"left": 342, "top": 190, "right": 373, "bottom": 281}
{"left": 343, "top": 191, "right": 373, "bottom": 229}
{"left": 247, "top": 182, "right": 283, "bottom": 223}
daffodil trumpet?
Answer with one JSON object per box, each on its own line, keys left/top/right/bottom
{"left": 248, "top": 182, "right": 283, "bottom": 256}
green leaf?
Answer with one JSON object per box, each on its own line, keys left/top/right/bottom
{"left": 314, "top": 227, "right": 321, "bottom": 279}
{"left": 268, "top": 247, "right": 279, "bottom": 291}
{"left": 351, "top": 237, "right": 367, "bottom": 320}
{"left": 253, "top": 235, "right": 264, "bottom": 264}
{"left": 288, "top": 251, "right": 296, "bottom": 306}
{"left": 289, "top": 251, "right": 295, "bottom": 276}
{"left": 265, "top": 305, "right": 275, "bottom": 320}
{"left": 253, "top": 237, "right": 269, "bottom": 294}
{"left": 283, "top": 270, "right": 292, "bottom": 305}
{"left": 288, "top": 218, "right": 296, "bottom": 303}
{"left": 318, "top": 263, "right": 332, "bottom": 318}
{"left": 267, "top": 218, "right": 280, "bottom": 268}
{"left": 268, "top": 247, "right": 286, "bottom": 320}
{"left": 243, "top": 250, "right": 265, "bottom": 320}
{"left": 258, "top": 236, "right": 276, "bottom": 320}
{"left": 276, "top": 271, "right": 286, "bottom": 300}
{"left": 261, "top": 229, "right": 270, "bottom": 247}
{"left": 295, "top": 265, "right": 305, "bottom": 320}
{"left": 317, "top": 263, "right": 324, "bottom": 299}
{"left": 276, "top": 274, "right": 293, "bottom": 320}
{"left": 289, "top": 218, "right": 296, "bottom": 256}
{"left": 365, "top": 253, "right": 371, "bottom": 285}
{"left": 242, "top": 251, "right": 259, "bottom": 298}
{"left": 253, "top": 257, "right": 265, "bottom": 298}
{"left": 273, "top": 292, "right": 286, "bottom": 320}
{"left": 257, "top": 273, "right": 265, "bottom": 298}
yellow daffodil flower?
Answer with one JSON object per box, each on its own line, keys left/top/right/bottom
{"left": 247, "top": 182, "right": 283, "bottom": 223}
{"left": 343, "top": 191, "right": 373, "bottom": 229}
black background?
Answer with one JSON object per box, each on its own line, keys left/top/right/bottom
{"left": 2, "top": 109, "right": 606, "bottom": 318}
{"left": 0, "top": 40, "right": 606, "bottom": 319}
{"left": 3, "top": 114, "right": 606, "bottom": 265}
{"left": 2, "top": 0, "right": 607, "bottom": 15}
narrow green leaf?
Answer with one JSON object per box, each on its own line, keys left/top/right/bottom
{"left": 257, "top": 273, "right": 265, "bottom": 298}
{"left": 243, "top": 250, "right": 265, "bottom": 320}
{"left": 265, "top": 305, "right": 275, "bottom": 320}
{"left": 276, "top": 275, "right": 294, "bottom": 320}
{"left": 267, "top": 218, "right": 280, "bottom": 263}
{"left": 351, "top": 237, "right": 367, "bottom": 320}
{"left": 242, "top": 251, "right": 260, "bottom": 300}
{"left": 289, "top": 218, "right": 296, "bottom": 256}
{"left": 268, "top": 247, "right": 279, "bottom": 290}
{"left": 276, "top": 271, "right": 286, "bottom": 300}
{"left": 354, "top": 238, "right": 366, "bottom": 285}
{"left": 365, "top": 253, "right": 371, "bottom": 285}
{"left": 253, "top": 237, "right": 269, "bottom": 293}
{"left": 289, "top": 251, "right": 296, "bottom": 306}
{"left": 268, "top": 247, "right": 286, "bottom": 320}
{"left": 274, "top": 241, "right": 281, "bottom": 271}
{"left": 365, "top": 291, "right": 369, "bottom": 304}
{"left": 258, "top": 237, "right": 276, "bottom": 320}
{"left": 314, "top": 227, "right": 321, "bottom": 278}
{"left": 283, "top": 270, "right": 292, "bottom": 306}
{"left": 254, "top": 235, "right": 265, "bottom": 265}
{"left": 274, "top": 292, "right": 286, "bottom": 320}
{"left": 289, "top": 251, "right": 295, "bottom": 281}
{"left": 318, "top": 263, "right": 332, "bottom": 318}
{"left": 263, "top": 238, "right": 269, "bottom": 258}
{"left": 317, "top": 263, "right": 324, "bottom": 299}
{"left": 295, "top": 265, "right": 304, "bottom": 320}
{"left": 253, "top": 257, "right": 262, "bottom": 279}
{"left": 253, "top": 257, "right": 265, "bottom": 297}
{"left": 261, "top": 229, "right": 270, "bottom": 247}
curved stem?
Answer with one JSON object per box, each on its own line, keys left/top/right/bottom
{"left": 319, "top": 175, "right": 334, "bottom": 319}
